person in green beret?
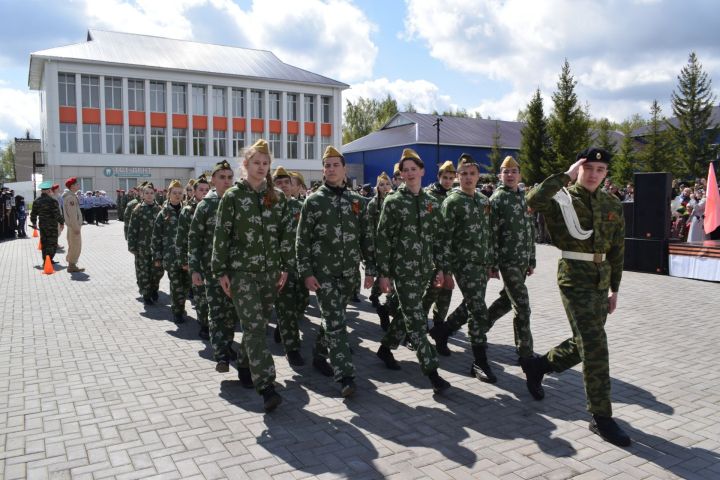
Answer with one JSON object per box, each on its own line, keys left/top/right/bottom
{"left": 31, "top": 180, "right": 65, "bottom": 264}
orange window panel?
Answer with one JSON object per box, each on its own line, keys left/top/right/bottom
{"left": 59, "top": 106, "right": 76, "bottom": 124}
{"left": 287, "top": 121, "right": 299, "bottom": 135}
{"left": 250, "top": 119, "right": 264, "bottom": 133}
{"left": 213, "top": 116, "right": 227, "bottom": 131}
{"left": 150, "top": 112, "right": 167, "bottom": 128}
{"left": 105, "top": 109, "right": 123, "bottom": 125}
{"left": 269, "top": 120, "right": 281, "bottom": 134}
{"left": 321, "top": 123, "right": 332, "bottom": 137}
{"left": 128, "top": 111, "right": 145, "bottom": 126}
{"left": 172, "top": 114, "right": 188, "bottom": 129}
{"left": 304, "top": 122, "right": 316, "bottom": 136}
{"left": 82, "top": 108, "right": 101, "bottom": 124}
{"left": 193, "top": 115, "right": 208, "bottom": 129}
{"left": 232, "top": 118, "right": 246, "bottom": 132}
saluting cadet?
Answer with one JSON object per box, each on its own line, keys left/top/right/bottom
{"left": 524, "top": 148, "right": 630, "bottom": 447}
{"left": 31, "top": 180, "right": 65, "bottom": 263}
{"left": 375, "top": 148, "right": 451, "bottom": 394}
{"left": 367, "top": 172, "right": 393, "bottom": 328}
{"left": 128, "top": 183, "right": 163, "bottom": 305}
{"left": 212, "top": 139, "right": 294, "bottom": 412}
{"left": 189, "top": 161, "right": 238, "bottom": 373}
{"left": 176, "top": 176, "right": 210, "bottom": 337}
{"left": 296, "top": 146, "right": 376, "bottom": 398}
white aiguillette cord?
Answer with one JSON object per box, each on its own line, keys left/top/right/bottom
{"left": 552, "top": 187, "right": 593, "bottom": 240}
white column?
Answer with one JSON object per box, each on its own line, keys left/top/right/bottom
{"left": 122, "top": 78, "right": 129, "bottom": 154}
{"left": 99, "top": 76, "right": 107, "bottom": 154}
{"left": 144, "top": 79, "right": 151, "bottom": 154}
{"left": 187, "top": 83, "right": 193, "bottom": 156}
{"left": 207, "top": 84, "right": 214, "bottom": 157}
{"left": 298, "top": 93, "right": 305, "bottom": 159}
{"left": 333, "top": 89, "right": 343, "bottom": 148}
{"left": 315, "top": 93, "right": 321, "bottom": 160}
{"left": 245, "top": 88, "right": 252, "bottom": 145}
{"left": 280, "top": 91, "right": 288, "bottom": 160}
{"left": 75, "top": 73, "right": 82, "bottom": 152}
{"left": 263, "top": 89, "right": 270, "bottom": 145}
{"left": 166, "top": 81, "right": 172, "bottom": 155}
{"left": 226, "top": 86, "right": 232, "bottom": 158}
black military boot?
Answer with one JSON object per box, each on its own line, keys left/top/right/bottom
{"left": 590, "top": 415, "right": 631, "bottom": 447}
{"left": 143, "top": 295, "right": 153, "bottom": 305}
{"left": 198, "top": 325, "right": 209, "bottom": 340}
{"left": 151, "top": 290, "right": 159, "bottom": 301}
{"left": 227, "top": 347, "right": 238, "bottom": 361}
{"left": 369, "top": 293, "right": 380, "bottom": 308}
{"left": 286, "top": 350, "right": 305, "bottom": 367}
{"left": 273, "top": 326, "right": 282, "bottom": 343}
{"left": 520, "top": 354, "right": 552, "bottom": 400}
{"left": 238, "top": 367, "right": 254, "bottom": 389}
{"left": 471, "top": 345, "right": 497, "bottom": 384}
{"left": 429, "top": 322, "right": 451, "bottom": 356}
{"left": 340, "top": 377, "right": 356, "bottom": 398}
{"left": 261, "top": 386, "right": 282, "bottom": 412}
{"left": 376, "top": 345, "right": 401, "bottom": 370}
{"left": 312, "top": 355, "right": 334, "bottom": 377}
{"left": 173, "top": 313, "right": 185, "bottom": 324}
{"left": 428, "top": 370, "right": 451, "bottom": 394}
{"left": 376, "top": 304, "right": 390, "bottom": 331}
{"left": 215, "top": 361, "right": 229, "bottom": 373}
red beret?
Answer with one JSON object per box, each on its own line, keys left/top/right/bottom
{"left": 65, "top": 177, "right": 78, "bottom": 188}
{"left": 51, "top": 184, "right": 60, "bottom": 191}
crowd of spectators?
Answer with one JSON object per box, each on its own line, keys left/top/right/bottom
{"left": 1, "top": 187, "right": 27, "bottom": 240}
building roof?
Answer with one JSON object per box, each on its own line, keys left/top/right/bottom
{"left": 632, "top": 105, "right": 720, "bottom": 136}
{"left": 343, "top": 112, "right": 524, "bottom": 153}
{"left": 29, "top": 29, "right": 348, "bottom": 90}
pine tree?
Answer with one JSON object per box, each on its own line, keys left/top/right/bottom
{"left": 593, "top": 118, "right": 617, "bottom": 156}
{"left": 517, "top": 89, "right": 549, "bottom": 185}
{"left": 637, "top": 100, "right": 674, "bottom": 173}
{"left": 487, "top": 121, "right": 503, "bottom": 174}
{"left": 669, "top": 52, "right": 719, "bottom": 178}
{"left": 611, "top": 122, "right": 636, "bottom": 185}
{"left": 546, "top": 60, "right": 591, "bottom": 176}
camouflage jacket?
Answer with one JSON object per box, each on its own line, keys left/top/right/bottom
{"left": 175, "top": 198, "right": 197, "bottom": 268}
{"left": 526, "top": 172, "right": 624, "bottom": 292}
{"left": 425, "top": 182, "right": 450, "bottom": 204}
{"left": 152, "top": 202, "right": 182, "bottom": 269}
{"left": 123, "top": 198, "right": 140, "bottom": 240}
{"left": 189, "top": 190, "right": 220, "bottom": 278}
{"left": 296, "top": 183, "right": 376, "bottom": 280}
{"left": 367, "top": 194, "right": 385, "bottom": 230}
{"left": 376, "top": 184, "right": 449, "bottom": 280}
{"left": 212, "top": 180, "right": 295, "bottom": 278}
{"left": 490, "top": 184, "right": 536, "bottom": 269}
{"left": 128, "top": 202, "right": 161, "bottom": 255}
{"left": 30, "top": 193, "right": 64, "bottom": 229}
{"left": 441, "top": 188, "right": 494, "bottom": 271}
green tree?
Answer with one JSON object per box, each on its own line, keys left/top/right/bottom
{"left": 342, "top": 95, "right": 399, "bottom": 144}
{"left": 487, "top": 121, "right": 503, "bottom": 174}
{"left": 517, "top": 89, "right": 549, "bottom": 185}
{"left": 669, "top": 52, "right": 719, "bottom": 178}
{"left": 611, "top": 121, "right": 636, "bottom": 185}
{"left": 441, "top": 108, "right": 470, "bottom": 117}
{"left": 593, "top": 118, "right": 617, "bottom": 157}
{"left": 404, "top": 102, "right": 417, "bottom": 113}
{"left": 545, "top": 59, "right": 591, "bottom": 176}
{"left": 637, "top": 100, "right": 674, "bottom": 173}
{"left": 0, "top": 142, "right": 16, "bottom": 182}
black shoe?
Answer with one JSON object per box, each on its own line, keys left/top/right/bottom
{"left": 340, "top": 377, "right": 356, "bottom": 398}
{"left": 286, "top": 350, "right": 305, "bottom": 367}
{"left": 470, "top": 345, "right": 497, "bottom": 384}
{"left": 429, "top": 323, "right": 451, "bottom": 356}
{"left": 351, "top": 294, "right": 361, "bottom": 303}
{"left": 198, "top": 326, "right": 209, "bottom": 340}
{"left": 376, "top": 345, "right": 401, "bottom": 370}
{"left": 261, "top": 386, "right": 283, "bottom": 412}
{"left": 376, "top": 304, "right": 390, "bottom": 331}
{"left": 227, "top": 348, "right": 238, "bottom": 361}
{"left": 238, "top": 367, "right": 254, "bottom": 389}
{"left": 428, "top": 370, "right": 451, "bottom": 394}
{"left": 173, "top": 313, "right": 185, "bottom": 324}
{"left": 370, "top": 295, "right": 380, "bottom": 308}
{"left": 143, "top": 295, "right": 153, "bottom": 305}
{"left": 590, "top": 415, "right": 631, "bottom": 447}
{"left": 273, "top": 326, "right": 282, "bottom": 343}
{"left": 151, "top": 290, "right": 159, "bottom": 301}
{"left": 215, "top": 361, "right": 229, "bottom": 373}
{"left": 520, "top": 354, "right": 550, "bottom": 400}
{"left": 188, "top": 289, "right": 194, "bottom": 300}
{"left": 312, "top": 355, "right": 334, "bottom": 377}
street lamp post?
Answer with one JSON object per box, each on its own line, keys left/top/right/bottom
{"left": 432, "top": 117, "right": 443, "bottom": 167}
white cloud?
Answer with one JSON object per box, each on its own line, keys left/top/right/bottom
{"left": 0, "top": 89, "right": 40, "bottom": 143}
{"left": 345, "top": 78, "right": 453, "bottom": 113}
{"left": 83, "top": 0, "right": 202, "bottom": 40}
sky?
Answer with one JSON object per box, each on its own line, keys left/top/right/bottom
{"left": 1, "top": 0, "right": 720, "bottom": 143}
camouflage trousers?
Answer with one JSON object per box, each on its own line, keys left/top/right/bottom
{"left": 487, "top": 265, "right": 534, "bottom": 358}
{"left": 193, "top": 282, "right": 209, "bottom": 328}
{"left": 446, "top": 264, "right": 490, "bottom": 347}
{"left": 313, "top": 275, "right": 355, "bottom": 381}
{"left": 421, "top": 272, "right": 453, "bottom": 324}
{"left": 381, "top": 276, "right": 439, "bottom": 375}
{"left": 230, "top": 271, "right": 279, "bottom": 394}
{"left": 206, "top": 277, "right": 238, "bottom": 362}
{"left": 167, "top": 267, "right": 190, "bottom": 315}
{"left": 39, "top": 224, "right": 59, "bottom": 261}
{"left": 274, "top": 272, "right": 309, "bottom": 353}
{"left": 134, "top": 252, "right": 163, "bottom": 297}
{"left": 547, "top": 287, "right": 612, "bottom": 417}
{"left": 369, "top": 278, "right": 382, "bottom": 304}
{"left": 353, "top": 265, "right": 361, "bottom": 296}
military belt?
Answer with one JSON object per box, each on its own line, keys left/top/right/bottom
{"left": 561, "top": 251, "right": 606, "bottom": 263}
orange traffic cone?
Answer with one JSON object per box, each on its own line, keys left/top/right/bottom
{"left": 32, "top": 228, "right": 38, "bottom": 238}
{"left": 37, "top": 239, "right": 42, "bottom": 250}
{"left": 42, "top": 255, "right": 55, "bottom": 275}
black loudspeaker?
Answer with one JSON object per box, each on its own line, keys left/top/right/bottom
{"left": 624, "top": 238, "right": 669, "bottom": 274}
{"left": 633, "top": 172, "right": 671, "bottom": 239}
{"left": 623, "top": 202, "right": 634, "bottom": 237}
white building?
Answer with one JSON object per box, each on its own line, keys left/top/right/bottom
{"left": 28, "top": 29, "right": 349, "bottom": 192}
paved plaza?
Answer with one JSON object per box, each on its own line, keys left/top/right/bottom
{"left": 1, "top": 221, "right": 719, "bottom": 480}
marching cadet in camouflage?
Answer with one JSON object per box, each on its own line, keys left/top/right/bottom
{"left": 128, "top": 183, "right": 163, "bottom": 304}
{"left": 421, "top": 159, "right": 456, "bottom": 354}
{"left": 296, "top": 146, "right": 376, "bottom": 397}
{"left": 212, "top": 139, "right": 294, "bottom": 412}
{"left": 289, "top": 171, "right": 307, "bottom": 201}
{"left": 523, "top": 148, "right": 630, "bottom": 447}
{"left": 189, "top": 161, "right": 238, "bottom": 373}
{"left": 155, "top": 189, "right": 166, "bottom": 206}
{"left": 375, "top": 148, "right": 451, "bottom": 394}
{"left": 123, "top": 183, "right": 145, "bottom": 241}
{"left": 117, "top": 190, "right": 127, "bottom": 222}
{"left": 486, "top": 156, "right": 537, "bottom": 363}
{"left": 31, "top": 180, "right": 65, "bottom": 263}
{"left": 177, "top": 176, "right": 211, "bottom": 338}
{"left": 183, "top": 179, "right": 196, "bottom": 206}
{"left": 367, "top": 172, "right": 393, "bottom": 328}
{"left": 272, "top": 166, "right": 309, "bottom": 366}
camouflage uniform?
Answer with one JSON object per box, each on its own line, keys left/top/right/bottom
{"left": 375, "top": 184, "right": 449, "bottom": 375}
{"left": 484, "top": 184, "right": 537, "bottom": 358}
{"left": 128, "top": 202, "right": 163, "bottom": 297}
{"left": 212, "top": 180, "right": 294, "bottom": 394}
{"left": 366, "top": 194, "right": 385, "bottom": 305}
{"left": 526, "top": 172, "right": 624, "bottom": 416}
{"left": 421, "top": 182, "right": 453, "bottom": 324}
{"left": 296, "top": 183, "right": 376, "bottom": 381}
{"left": 30, "top": 192, "right": 64, "bottom": 261}
{"left": 177, "top": 198, "right": 207, "bottom": 328}
{"left": 189, "top": 190, "right": 238, "bottom": 362}
{"left": 123, "top": 198, "right": 140, "bottom": 241}
{"left": 152, "top": 202, "right": 188, "bottom": 316}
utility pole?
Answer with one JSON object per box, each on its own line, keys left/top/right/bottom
{"left": 432, "top": 117, "right": 443, "bottom": 166}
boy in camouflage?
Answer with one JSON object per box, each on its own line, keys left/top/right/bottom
{"left": 123, "top": 183, "right": 145, "bottom": 241}
{"left": 523, "top": 148, "right": 630, "bottom": 447}
{"left": 30, "top": 181, "right": 65, "bottom": 263}
{"left": 296, "top": 146, "right": 376, "bottom": 398}
{"left": 212, "top": 140, "right": 294, "bottom": 412}
{"left": 128, "top": 184, "right": 163, "bottom": 305}
{"left": 367, "top": 172, "right": 393, "bottom": 328}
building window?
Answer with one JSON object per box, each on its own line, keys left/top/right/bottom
{"left": 104, "top": 77, "right": 122, "bottom": 110}
{"left": 251, "top": 90, "right": 263, "bottom": 118}
{"left": 119, "top": 178, "right": 137, "bottom": 191}
{"left": 250, "top": 132, "right": 263, "bottom": 146}
{"left": 231, "top": 88, "right": 245, "bottom": 117}
{"left": 287, "top": 94, "right": 297, "bottom": 121}
{"left": 128, "top": 79, "right": 144, "bottom": 111}
{"left": 151, "top": 127, "right": 166, "bottom": 155}
{"left": 269, "top": 133, "right": 281, "bottom": 158}
{"left": 192, "top": 86, "right": 206, "bottom": 115}
{"left": 172, "top": 84, "right": 186, "bottom": 114}
{"left": 81, "top": 75, "right": 100, "bottom": 108}
{"left": 173, "top": 128, "right": 187, "bottom": 155}
{"left": 149, "top": 81, "right": 166, "bottom": 113}
{"left": 193, "top": 129, "right": 206, "bottom": 156}
{"left": 322, "top": 96, "right": 331, "bottom": 123}
{"left": 106, "top": 125, "right": 123, "bottom": 154}
{"left": 269, "top": 92, "right": 280, "bottom": 120}
{"left": 129, "top": 126, "right": 145, "bottom": 154}
{"left": 304, "top": 135, "right": 315, "bottom": 160}
{"left": 321, "top": 135, "right": 331, "bottom": 155}
{"left": 212, "top": 87, "right": 226, "bottom": 116}
{"left": 287, "top": 134, "right": 298, "bottom": 159}
{"left": 59, "top": 123, "right": 77, "bottom": 152}
{"left": 58, "top": 73, "right": 76, "bottom": 107}
{"left": 213, "top": 130, "right": 227, "bottom": 157}
{"left": 79, "top": 177, "right": 93, "bottom": 192}
{"left": 232, "top": 131, "right": 245, "bottom": 157}
{"left": 82, "top": 124, "right": 100, "bottom": 153}
{"left": 304, "top": 95, "right": 315, "bottom": 122}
